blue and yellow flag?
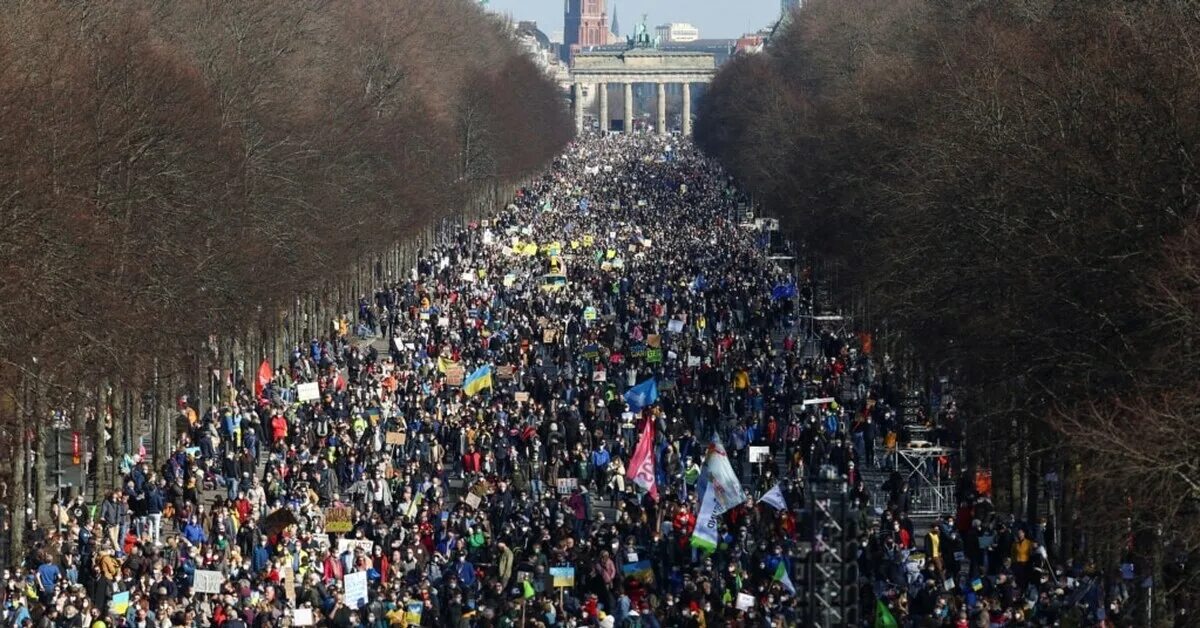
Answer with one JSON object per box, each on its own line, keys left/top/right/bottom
{"left": 463, "top": 365, "right": 493, "bottom": 396}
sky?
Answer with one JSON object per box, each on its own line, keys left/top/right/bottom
{"left": 485, "top": 0, "right": 780, "bottom": 42}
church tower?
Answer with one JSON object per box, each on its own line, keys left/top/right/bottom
{"left": 562, "top": 0, "right": 608, "bottom": 64}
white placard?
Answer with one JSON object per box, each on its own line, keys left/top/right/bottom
{"left": 193, "top": 569, "right": 225, "bottom": 594}
{"left": 748, "top": 446, "right": 771, "bottom": 464}
{"left": 736, "top": 592, "right": 755, "bottom": 611}
{"left": 337, "top": 539, "right": 375, "bottom": 556}
{"left": 687, "top": 355, "right": 701, "bottom": 367}
{"left": 437, "top": 316, "right": 449, "bottom": 327}
{"left": 296, "top": 382, "right": 320, "bottom": 402}
{"left": 802, "top": 397, "right": 837, "bottom": 406}
{"left": 293, "top": 608, "right": 315, "bottom": 626}
{"left": 667, "top": 320, "right": 685, "bottom": 333}
{"left": 343, "top": 571, "right": 369, "bottom": 608}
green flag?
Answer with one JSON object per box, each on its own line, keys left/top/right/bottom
{"left": 522, "top": 580, "right": 535, "bottom": 599}
{"left": 875, "top": 600, "right": 898, "bottom": 628}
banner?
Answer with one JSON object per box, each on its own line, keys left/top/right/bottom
{"left": 690, "top": 482, "right": 719, "bottom": 552}
{"left": 626, "top": 419, "right": 658, "bottom": 500}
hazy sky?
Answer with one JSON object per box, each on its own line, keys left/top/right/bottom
{"left": 486, "top": 0, "right": 781, "bottom": 41}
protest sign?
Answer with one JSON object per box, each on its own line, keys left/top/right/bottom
{"left": 549, "top": 566, "right": 575, "bottom": 588}
{"left": 445, "top": 365, "right": 465, "bottom": 387}
{"left": 405, "top": 602, "right": 424, "bottom": 627}
{"left": 749, "top": 446, "right": 771, "bottom": 464}
{"left": 646, "top": 348, "right": 663, "bottom": 364}
{"left": 646, "top": 334, "right": 661, "bottom": 348}
{"left": 556, "top": 478, "right": 578, "bottom": 494}
{"left": 109, "top": 592, "right": 131, "bottom": 614}
{"left": 592, "top": 370, "right": 606, "bottom": 382}
{"left": 337, "top": 539, "right": 375, "bottom": 556}
{"left": 193, "top": 569, "right": 225, "bottom": 594}
{"left": 668, "top": 319, "right": 685, "bottom": 333}
{"left": 464, "top": 493, "right": 482, "bottom": 509}
{"left": 292, "top": 609, "right": 315, "bottom": 626}
{"left": 324, "top": 506, "right": 353, "bottom": 533}
{"left": 385, "top": 431, "right": 406, "bottom": 446}
{"left": 497, "top": 365, "right": 516, "bottom": 379}
{"left": 514, "top": 391, "right": 530, "bottom": 403}
{"left": 296, "top": 382, "right": 320, "bottom": 402}
{"left": 736, "top": 592, "right": 755, "bottom": 611}
{"left": 344, "top": 571, "right": 369, "bottom": 608}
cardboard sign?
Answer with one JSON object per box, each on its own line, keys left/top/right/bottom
{"left": 556, "top": 478, "right": 578, "bottom": 495}
{"left": 445, "top": 365, "right": 465, "bottom": 387}
{"left": 514, "top": 391, "right": 530, "bottom": 403}
{"left": 296, "top": 382, "right": 320, "bottom": 402}
{"left": 385, "top": 431, "right": 406, "bottom": 446}
{"left": 325, "top": 506, "right": 354, "bottom": 533}
{"left": 463, "top": 493, "right": 482, "bottom": 509}
{"left": 543, "top": 328, "right": 557, "bottom": 343}
{"left": 344, "top": 571, "right": 369, "bottom": 608}
{"left": 549, "top": 566, "right": 575, "bottom": 588}
{"left": 193, "top": 569, "right": 225, "bottom": 594}
{"left": 646, "top": 334, "right": 661, "bottom": 348}
{"left": 497, "top": 365, "right": 516, "bottom": 380}
{"left": 282, "top": 565, "right": 296, "bottom": 603}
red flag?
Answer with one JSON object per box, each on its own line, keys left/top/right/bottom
{"left": 255, "top": 360, "right": 273, "bottom": 399}
{"left": 334, "top": 371, "right": 347, "bottom": 392}
{"left": 626, "top": 418, "right": 658, "bottom": 500}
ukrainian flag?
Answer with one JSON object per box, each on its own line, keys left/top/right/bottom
{"left": 462, "top": 365, "right": 493, "bottom": 397}
{"left": 437, "top": 356, "right": 458, "bottom": 374}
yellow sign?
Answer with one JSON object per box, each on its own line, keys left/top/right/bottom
{"left": 325, "top": 506, "right": 353, "bottom": 533}
{"left": 583, "top": 235, "right": 595, "bottom": 247}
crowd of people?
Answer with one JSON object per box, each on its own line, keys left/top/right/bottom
{"left": 4, "top": 134, "right": 1132, "bottom": 627}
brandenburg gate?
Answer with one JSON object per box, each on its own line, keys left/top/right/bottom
{"left": 569, "top": 22, "right": 716, "bottom": 136}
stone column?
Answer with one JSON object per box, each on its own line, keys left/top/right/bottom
{"left": 682, "top": 82, "right": 692, "bottom": 137}
{"left": 656, "top": 82, "right": 667, "bottom": 135}
{"left": 624, "top": 82, "right": 634, "bottom": 133}
{"left": 598, "top": 83, "right": 609, "bottom": 133}
{"left": 573, "top": 82, "right": 584, "bottom": 134}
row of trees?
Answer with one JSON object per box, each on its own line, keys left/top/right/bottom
{"left": 0, "top": 0, "right": 570, "bottom": 559}
{"left": 697, "top": 0, "right": 1199, "bottom": 620}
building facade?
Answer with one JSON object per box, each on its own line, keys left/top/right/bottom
{"left": 563, "top": 0, "right": 609, "bottom": 63}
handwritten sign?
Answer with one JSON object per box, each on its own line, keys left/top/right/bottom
{"left": 463, "top": 493, "right": 482, "bottom": 509}
{"left": 385, "top": 431, "right": 406, "bottom": 446}
{"left": 193, "top": 569, "right": 225, "bottom": 594}
{"left": 736, "top": 592, "right": 755, "bottom": 611}
{"left": 556, "top": 478, "right": 578, "bottom": 495}
{"left": 497, "top": 365, "right": 516, "bottom": 380}
{"left": 445, "top": 365, "right": 465, "bottom": 387}
{"left": 344, "top": 571, "right": 369, "bottom": 608}
{"left": 324, "top": 506, "right": 353, "bottom": 533}
{"left": 514, "top": 391, "right": 530, "bottom": 403}
{"left": 296, "top": 382, "right": 320, "bottom": 402}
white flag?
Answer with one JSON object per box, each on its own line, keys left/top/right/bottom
{"left": 759, "top": 483, "right": 787, "bottom": 510}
